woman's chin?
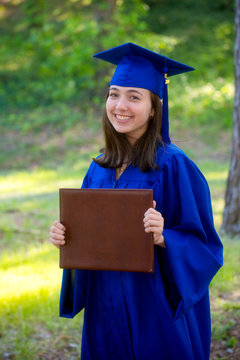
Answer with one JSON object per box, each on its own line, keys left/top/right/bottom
{"left": 113, "top": 125, "right": 131, "bottom": 134}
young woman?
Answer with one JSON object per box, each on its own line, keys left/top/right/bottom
{"left": 50, "top": 43, "right": 223, "bottom": 360}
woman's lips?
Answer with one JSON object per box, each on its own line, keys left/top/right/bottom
{"left": 114, "top": 114, "right": 133, "bottom": 123}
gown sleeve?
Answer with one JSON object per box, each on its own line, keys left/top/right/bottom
{"left": 59, "top": 162, "right": 95, "bottom": 318}
{"left": 156, "top": 152, "right": 223, "bottom": 320}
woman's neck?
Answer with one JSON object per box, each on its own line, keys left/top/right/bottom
{"left": 126, "top": 134, "right": 137, "bottom": 146}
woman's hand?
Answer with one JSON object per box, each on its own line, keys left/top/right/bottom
{"left": 143, "top": 201, "right": 165, "bottom": 248}
{"left": 49, "top": 220, "right": 66, "bottom": 248}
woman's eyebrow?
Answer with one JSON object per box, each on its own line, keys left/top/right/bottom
{"left": 109, "top": 87, "right": 120, "bottom": 91}
{"left": 127, "top": 89, "right": 144, "bottom": 96}
{"left": 109, "top": 87, "right": 144, "bottom": 96}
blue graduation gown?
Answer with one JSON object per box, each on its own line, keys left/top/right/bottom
{"left": 59, "top": 143, "right": 223, "bottom": 360}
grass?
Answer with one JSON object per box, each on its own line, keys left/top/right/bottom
{"left": 0, "top": 170, "right": 88, "bottom": 360}
{"left": 0, "top": 134, "right": 239, "bottom": 359}
{"left": 0, "top": 244, "right": 83, "bottom": 359}
{"left": 0, "top": 117, "right": 98, "bottom": 358}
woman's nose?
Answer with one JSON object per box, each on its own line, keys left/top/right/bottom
{"left": 115, "top": 96, "right": 128, "bottom": 111}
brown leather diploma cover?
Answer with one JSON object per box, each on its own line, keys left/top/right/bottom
{"left": 59, "top": 189, "right": 154, "bottom": 273}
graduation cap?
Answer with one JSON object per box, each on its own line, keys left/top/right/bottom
{"left": 93, "top": 42, "right": 194, "bottom": 144}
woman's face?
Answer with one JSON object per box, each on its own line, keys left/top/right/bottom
{"left": 106, "top": 85, "right": 154, "bottom": 145}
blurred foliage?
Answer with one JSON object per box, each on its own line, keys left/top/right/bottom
{"left": 144, "top": 0, "right": 234, "bottom": 14}
{"left": 0, "top": 0, "right": 148, "bottom": 108}
{"left": 0, "top": 0, "right": 235, "bottom": 138}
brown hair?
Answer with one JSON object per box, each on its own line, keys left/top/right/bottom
{"left": 93, "top": 91, "right": 163, "bottom": 172}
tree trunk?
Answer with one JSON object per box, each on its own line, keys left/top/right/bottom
{"left": 222, "top": 0, "right": 240, "bottom": 236}
{"left": 94, "top": 0, "right": 117, "bottom": 98}
{"left": 95, "top": 0, "right": 117, "bottom": 42}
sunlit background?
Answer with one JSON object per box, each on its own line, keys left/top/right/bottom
{"left": 0, "top": 0, "right": 239, "bottom": 359}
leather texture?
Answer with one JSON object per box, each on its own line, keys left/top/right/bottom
{"left": 59, "top": 188, "right": 154, "bottom": 272}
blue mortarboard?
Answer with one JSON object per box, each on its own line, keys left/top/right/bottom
{"left": 93, "top": 42, "right": 195, "bottom": 144}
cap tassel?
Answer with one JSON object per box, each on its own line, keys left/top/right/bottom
{"left": 164, "top": 73, "right": 170, "bottom": 84}
{"left": 161, "top": 62, "right": 171, "bottom": 144}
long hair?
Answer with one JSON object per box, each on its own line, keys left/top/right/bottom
{"left": 93, "top": 91, "right": 163, "bottom": 172}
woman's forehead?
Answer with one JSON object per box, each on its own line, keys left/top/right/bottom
{"left": 109, "top": 85, "right": 150, "bottom": 96}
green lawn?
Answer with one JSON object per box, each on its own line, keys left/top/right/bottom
{"left": 0, "top": 166, "right": 88, "bottom": 360}
{"left": 0, "top": 149, "right": 239, "bottom": 359}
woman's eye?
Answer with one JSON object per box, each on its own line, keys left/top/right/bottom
{"left": 109, "top": 93, "right": 118, "bottom": 98}
{"left": 130, "top": 96, "right": 140, "bottom": 100}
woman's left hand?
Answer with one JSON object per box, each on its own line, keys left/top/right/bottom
{"left": 143, "top": 200, "right": 165, "bottom": 248}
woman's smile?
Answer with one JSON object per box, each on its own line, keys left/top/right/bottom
{"left": 114, "top": 114, "right": 133, "bottom": 123}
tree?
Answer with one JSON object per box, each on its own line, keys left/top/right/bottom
{"left": 222, "top": 0, "right": 240, "bottom": 236}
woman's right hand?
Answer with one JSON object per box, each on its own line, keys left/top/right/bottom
{"left": 49, "top": 220, "right": 66, "bottom": 248}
